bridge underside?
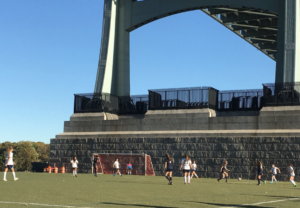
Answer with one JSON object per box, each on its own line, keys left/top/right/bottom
{"left": 201, "top": 7, "right": 277, "bottom": 60}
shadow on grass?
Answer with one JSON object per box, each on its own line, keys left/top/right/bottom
{"left": 101, "top": 202, "right": 179, "bottom": 208}
{"left": 239, "top": 195, "right": 300, "bottom": 199}
{"left": 186, "top": 201, "right": 274, "bottom": 208}
{"left": 104, "top": 180, "right": 167, "bottom": 186}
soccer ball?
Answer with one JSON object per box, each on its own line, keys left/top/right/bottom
{"left": 238, "top": 177, "right": 242, "bottom": 181}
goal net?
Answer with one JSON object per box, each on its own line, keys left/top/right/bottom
{"left": 92, "top": 153, "right": 155, "bottom": 176}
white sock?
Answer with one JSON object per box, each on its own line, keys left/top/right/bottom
{"left": 75, "top": 171, "right": 77, "bottom": 175}
{"left": 290, "top": 180, "right": 295, "bottom": 185}
{"left": 195, "top": 174, "right": 198, "bottom": 177}
{"left": 12, "top": 172, "right": 16, "bottom": 179}
{"left": 184, "top": 176, "right": 186, "bottom": 184}
{"left": 274, "top": 178, "right": 277, "bottom": 182}
{"left": 188, "top": 176, "right": 190, "bottom": 183}
{"left": 3, "top": 172, "right": 7, "bottom": 180}
{"left": 271, "top": 178, "right": 273, "bottom": 182}
{"left": 73, "top": 171, "right": 75, "bottom": 176}
{"left": 191, "top": 175, "right": 193, "bottom": 178}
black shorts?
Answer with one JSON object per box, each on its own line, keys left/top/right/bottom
{"left": 128, "top": 168, "right": 132, "bottom": 170}
{"left": 5, "top": 165, "right": 14, "bottom": 170}
{"left": 182, "top": 169, "right": 190, "bottom": 173}
{"left": 93, "top": 164, "right": 97, "bottom": 168}
{"left": 273, "top": 174, "right": 277, "bottom": 176}
{"left": 114, "top": 168, "right": 119, "bottom": 171}
{"left": 258, "top": 171, "right": 263, "bottom": 175}
{"left": 166, "top": 169, "right": 173, "bottom": 172}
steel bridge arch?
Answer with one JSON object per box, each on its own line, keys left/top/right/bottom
{"left": 95, "top": 0, "right": 299, "bottom": 96}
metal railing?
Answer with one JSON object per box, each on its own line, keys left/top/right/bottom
{"left": 148, "top": 87, "right": 219, "bottom": 110}
{"left": 263, "top": 83, "right": 300, "bottom": 106}
{"left": 218, "top": 89, "right": 264, "bottom": 111}
{"left": 74, "top": 82, "right": 300, "bottom": 115}
{"left": 74, "top": 93, "right": 148, "bottom": 115}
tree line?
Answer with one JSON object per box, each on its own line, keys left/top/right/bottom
{"left": 0, "top": 141, "right": 50, "bottom": 171}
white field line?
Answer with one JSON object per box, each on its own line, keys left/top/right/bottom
{"left": 220, "top": 197, "right": 300, "bottom": 208}
{"left": 0, "top": 201, "right": 93, "bottom": 208}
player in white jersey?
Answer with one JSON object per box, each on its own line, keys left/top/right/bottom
{"left": 269, "top": 164, "right": 280, "bottom": 183}
{"left": 3, "top": 146, "right": 18, "bottom": 181}
{"left": 288, "top": 164, "right": 297, "bottom": 187}
{"left": 113, "top": 158, "right": 122, "bottom": 177}
{"left": 70, "top": 156, "right": 79, "bottom": 177}
{"left": 191, "top": 160, "right": 199, "bottom": 179}
{"left": 180, "top": 154, "right": 193, "bottom": 184}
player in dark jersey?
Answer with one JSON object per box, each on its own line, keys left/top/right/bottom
{"left": 256, "top": 160, "right": 266, "bottom": 185}
{"left": 164, "top": 154, "right": 173, "bottom": 185}
{"left": 93, "top": 155, "right": 99, "bottom": 177}
{"left": 217, "top": 161, "right": 230, "bottom": 183}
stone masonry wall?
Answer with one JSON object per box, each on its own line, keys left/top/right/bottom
{"left": 50, "top": 137, "right": 300, "bottom": 181}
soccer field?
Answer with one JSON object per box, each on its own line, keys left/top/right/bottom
{"left": 0, "top": 173, "right": 299, "bottom": 208}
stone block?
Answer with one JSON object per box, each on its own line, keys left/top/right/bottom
{"left": 195, "top": 137, "right": 208, "bottom": 143}
{"left": 214, "top": 143, "right": 228, "bottom": 151}
{"left": 228, "top": 144, "right": 243, "bottom": 151}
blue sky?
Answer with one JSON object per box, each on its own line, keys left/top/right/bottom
{"left": 0, "top": 0, "right": 275, "bottom": 143}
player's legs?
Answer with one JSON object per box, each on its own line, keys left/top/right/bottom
{"left": 169, "top": 171, "right": 173, "bottom": 185}
{"left": 11, "top": 167, "right": 18, "bottom": 181}
{"left": 193, "top": 171, "right": 198, "bottom": 179}
{"left": 74, "top": 168, "right": 77, "bottom": 177}
{"left": 271, "top": 175, "right": 276, "bottom": 183}
{"left": 187, "top": 171, "right": 191, "bottom": 184}
{"left": 117, "top": 169, "right": 122, "bottom": 176}
{"left": 225, "top": 172, "right": 229, "bottom": 183}
{"left": 218, "top": 172, "right": 225, "bottom": 182}
{"left": 257, "top": 174, "right": 265, "bottom": 185}
{"left": 165, "top": 171, "right": 170, "bottom": 181}
{"left": 94, "top": 165, "right": 98, "bottom": 176}
{"left": 3, "top": 167, "right": 8, "bottom": 181}
{"left": 183, "top": 171, "right": 187, "bottom": 184}
{"left": 290, "top": 176, "right": 296, "bottom": 186}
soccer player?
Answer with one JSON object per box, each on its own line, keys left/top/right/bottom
{"left": 217, "top": 161, "right": 230, "bottom": 183}
{"left": 93, "top": 155, "right": 99, "bottom": 177}
{"left": 3, "top": 146, "right": 18, "bottom": 181}
{"left": 191, "top": 160, "right": 199, "bottom": 179}
{"left": 256, "top": 160, "right": 266, "bottom": 185}
{"left": 180, "top": 154, "right": 193, "bottom": 184}
{"left": 270, "top": 164, "right": 280, "bottom": 183}
{"left": 113, "top": 158, "right": 122, "bottom": 177}
{"left": 127, "top": 162, "right": 132, "bottom": 175}
{"left": 288, "top": 164, "right": 297, "bottom": 187}
{"left": 70, "top": 156, "right": 78, "bottom": 177}
{"left": 164, "top": 154, "right": 173, "bottom": 185}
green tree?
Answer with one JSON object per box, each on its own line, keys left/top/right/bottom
{"left": 36, "top": 142, "right": 50, "bottom": 162}
{"left": 15, "top": 142, "right": 39, "bottom": 171}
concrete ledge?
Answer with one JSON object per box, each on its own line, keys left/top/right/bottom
{"left": 260, "top": 106, "right": 300, "bottom": 116}
{"left": 145, "top": 109, "right": 216, "bottom": 118}
{"left": 55, "top": 129, "right": 300, "bottom": 138}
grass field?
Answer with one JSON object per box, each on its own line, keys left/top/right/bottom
{"left": 0, "top": 172, "right": 299, "bottom": 208}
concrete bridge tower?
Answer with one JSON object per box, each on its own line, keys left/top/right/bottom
{"left": 94, "top": 0, "right": 300, "bottom": 96}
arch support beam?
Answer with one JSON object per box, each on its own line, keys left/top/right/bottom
{"left": 275, "top": 0, "right": 300, "bottom": 83}
{"left": 94, "top": 0, "right": 300, "bottom": 96}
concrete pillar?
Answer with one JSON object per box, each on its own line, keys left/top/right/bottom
{"left": 275, "top": 0, "right": 300, "bottom": 84}
{"left": 94, "top": 0, "right": 130, "bottom": 96}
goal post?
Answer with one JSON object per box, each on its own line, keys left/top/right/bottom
{"left": 92, "top": 153, "right": 155, "bottom": 176}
